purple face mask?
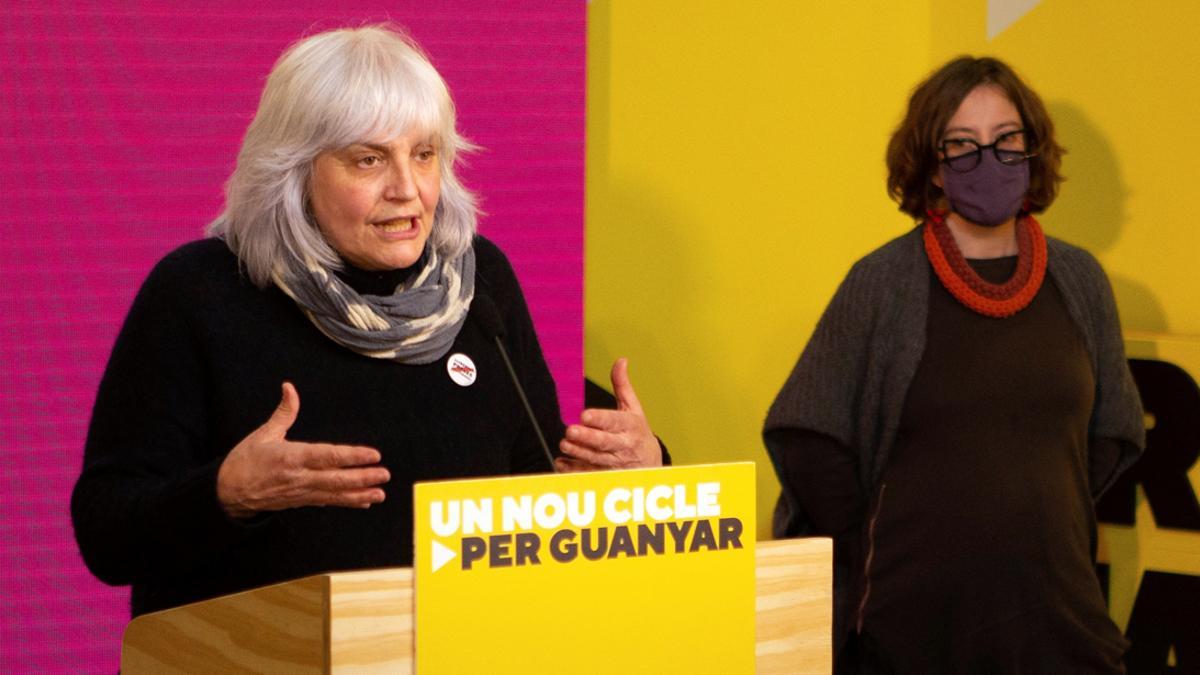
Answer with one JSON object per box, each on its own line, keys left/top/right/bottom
{"left": 940, "top": 152, "right": 1029, "bottom": 227}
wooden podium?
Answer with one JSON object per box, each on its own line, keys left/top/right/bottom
{"left": 121, "top": 538, "right": 831, "bottom": 673}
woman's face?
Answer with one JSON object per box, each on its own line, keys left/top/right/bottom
{"left": 308, "top": 129, "right": 441, "bottom": 271}
{"left": 935, "top": 83, "right": 1024, "bottom": 186}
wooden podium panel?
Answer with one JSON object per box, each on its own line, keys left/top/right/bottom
{"left": 121, "top": 537, "right": 830, "bottom": 673}
{"left": 755, "top": 537, "right": 833, "bottom": 673}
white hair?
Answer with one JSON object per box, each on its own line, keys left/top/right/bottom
{"left": 208, "top": 24, "right": 479, "bottom": 287}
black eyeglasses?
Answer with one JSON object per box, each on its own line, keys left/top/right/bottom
{"left": 938, "top": 129, "right": 1037, "bottom": 173}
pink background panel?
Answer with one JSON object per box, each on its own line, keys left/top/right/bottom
{"left": 0, "top": 2, "right": 584, "bottom": 672}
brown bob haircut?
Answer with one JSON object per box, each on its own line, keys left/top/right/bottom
{"left": 886, "top": 56, "right": 1065, "bottom": 220}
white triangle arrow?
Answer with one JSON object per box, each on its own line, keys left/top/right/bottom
{"left": 431, "top": 540, "right": 457, "bottom": 573}
{"left": 987, "top": 0, "right": 1042, "bottom": 40}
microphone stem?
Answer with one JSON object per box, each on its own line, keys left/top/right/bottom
{"left": 492, "top": 336, "right": 558, "bottom": 473}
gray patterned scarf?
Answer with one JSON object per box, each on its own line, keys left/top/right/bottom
{"left": 272, "top": 246, "right": 474, "bottom": 364}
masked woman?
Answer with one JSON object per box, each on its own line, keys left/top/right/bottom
{"left": 765, "top": 57, "right": 1144, "bottom": 673}
{"left": 72, "top": 25, "right": 663, "bottom": 618}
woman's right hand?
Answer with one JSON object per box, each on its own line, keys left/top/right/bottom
{"left": 216, "top": 382, "right": 390, "bottom": 519}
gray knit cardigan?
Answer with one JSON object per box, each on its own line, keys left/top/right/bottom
{"left": 764, "top": 226, "right": 1146, "bottom": 537}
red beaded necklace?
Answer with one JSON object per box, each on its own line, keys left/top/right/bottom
{"left": 922, "top": 209, "right": 1047, "bottom": 318}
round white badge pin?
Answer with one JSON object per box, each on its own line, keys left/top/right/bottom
{"left": 446, "top": 353, "right": 477, "bottom": 387}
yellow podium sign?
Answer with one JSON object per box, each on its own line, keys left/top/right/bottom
{"left": 414, "top": 462, "right": 756, "bottom": 673}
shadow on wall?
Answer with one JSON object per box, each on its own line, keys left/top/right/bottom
{"left": 1045, "top": 100, "right": 1168, "bottom": 335}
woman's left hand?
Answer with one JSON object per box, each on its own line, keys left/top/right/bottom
{"left": 557, "top": 358, "right": 662, "bottom": 472}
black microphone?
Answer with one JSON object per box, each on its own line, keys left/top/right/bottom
{"left": 473, "top": 294, "right": 557, "bottom": 473}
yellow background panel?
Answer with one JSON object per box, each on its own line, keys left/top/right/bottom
{"left": 587, "top": 0, "right": 1200, "bottom": 540}
{"left": 587, "top": 1, "right": 931, "bottom": 535}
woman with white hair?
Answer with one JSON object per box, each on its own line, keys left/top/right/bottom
{"left": 72, "top": 24, "right": 663, "bottom": 617}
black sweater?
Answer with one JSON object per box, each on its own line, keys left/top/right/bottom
{"left": 72, "top": 236, "right": 565, "bottom": 616}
